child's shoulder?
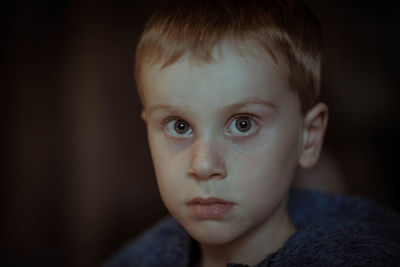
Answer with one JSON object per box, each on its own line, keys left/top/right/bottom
{"left": 268, "top": 189, "right": 400, "bottom": 266}
{"left": 289, "top": 189, "right": 400, "bottom": 227}
{"left": 103, "top": 217, "right": 192, "bottom": 267}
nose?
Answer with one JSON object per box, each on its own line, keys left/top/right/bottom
{"left": 188, "top": 137, "right": 227, "bottom": 180}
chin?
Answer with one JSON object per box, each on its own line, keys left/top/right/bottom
{"left": 184, "top": 220, "right": 241, "bottom": 245}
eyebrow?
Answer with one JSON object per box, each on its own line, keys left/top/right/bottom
{"left": 147, "top": 98, "right": 277, "bottom": 116}
{"left": 221, "top": 98, "right": 278, "bottom": 113}
{"left": 147, "top": 104, "right": 189, "bottom": 115}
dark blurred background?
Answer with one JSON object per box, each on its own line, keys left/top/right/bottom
{"left": 1, "top": 1, "right": 399, "bottom": 266}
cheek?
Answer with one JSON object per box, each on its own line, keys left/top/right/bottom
{"left": 228, "top": 154, "right": 294, "bottom": 220}
{"left": 152, "top": 153, "right": 185, "bottom": 193}
{"left": 228, "top": 129, "right": 301, "bottom": 172}
{"left": 151, "top": 155, "right": 185, "bottom": 215}
{"left": 148, "top": 127, "right": 188, "bottom": 169}
{"left": 226, "top": 128, "right": 301, "bottom": 195}
{"left": 148, "top": 134, "right": 193, "bottom": 197}
{"left": 229, "top": 154, "right": 292, "bottom": 192}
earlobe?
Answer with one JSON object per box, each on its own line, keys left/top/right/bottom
{"left": 299, "top": 103, "right": 328, "bottom": 168}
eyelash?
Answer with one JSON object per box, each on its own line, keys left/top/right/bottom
{"left": 160, "top": 114, "right": 259, "bottom": 139}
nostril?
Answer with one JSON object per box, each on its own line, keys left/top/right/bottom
{"left": 188, "top": 168, "right": 226, "bottom": 180}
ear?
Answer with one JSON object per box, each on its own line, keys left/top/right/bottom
{"left": 141, "top": 110, "right": 147, "bottom": 122}
{"left": 299, "top": 103, "right": 328, "bottom": 168}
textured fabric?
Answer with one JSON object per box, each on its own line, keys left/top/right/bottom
{"left": 104, "top": 190, "right": 400, "bottom": 267}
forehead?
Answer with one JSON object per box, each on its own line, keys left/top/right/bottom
{"left": 140, "top": 41, "right": 297, "bottom": 113}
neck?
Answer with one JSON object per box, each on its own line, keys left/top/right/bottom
{"left": 197, "top": 197, "right": 295, "bottom": 267}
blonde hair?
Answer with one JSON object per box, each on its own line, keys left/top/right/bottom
{"left": 135, "top": 0, "right": 323, "bottom": 113}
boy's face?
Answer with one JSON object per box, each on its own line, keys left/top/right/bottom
{"left": 141, "top": 43, "right": 305, "bottom": 245}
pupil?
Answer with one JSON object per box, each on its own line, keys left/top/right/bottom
{"left": 174, "top": 121, "right": 187, "bottom": 133}
{"left": 236, "top": 118, "right": 251, "bottom": 132}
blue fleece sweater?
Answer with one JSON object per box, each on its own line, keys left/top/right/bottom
{"left": 104, "top": 190, "right": 400, "bottom": 266}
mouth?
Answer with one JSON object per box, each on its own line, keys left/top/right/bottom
{"left": 187, "top": 197, "right": 235, "bottom": 218}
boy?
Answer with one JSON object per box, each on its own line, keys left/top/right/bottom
{"left": 105, "top": 0, "right": 400, "bottom": 266}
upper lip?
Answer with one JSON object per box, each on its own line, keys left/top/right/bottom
{"left": 187, "top": 197, "right": 235, "bottom": 205}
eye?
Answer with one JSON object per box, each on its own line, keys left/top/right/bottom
{"left": 226, "top": 115, "right": 258, "bottom": 136}
{"left": 165, "top": 118, "right": 193, "bottom": 136}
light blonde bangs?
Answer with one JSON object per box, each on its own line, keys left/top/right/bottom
{"left": 135, "top": 0, "right": 322, "bottom": 113}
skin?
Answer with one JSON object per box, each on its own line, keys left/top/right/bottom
{"left": 140, "top": 41, "right": 328, "bottom": 267}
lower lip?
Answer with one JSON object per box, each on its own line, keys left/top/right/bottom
{"left": 187, "top": 203, "right": 235, "bottom": 218}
